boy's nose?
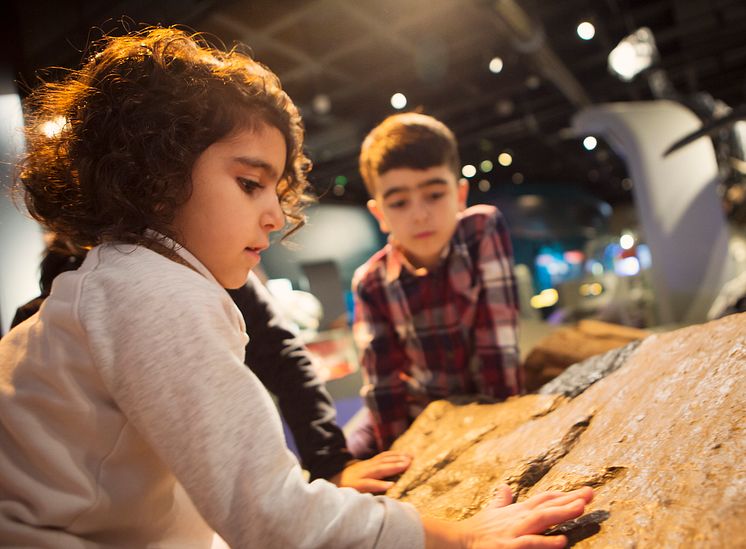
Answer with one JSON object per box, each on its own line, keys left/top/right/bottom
{"left": 412, "top": 201, "right": 430, "bottom": 222}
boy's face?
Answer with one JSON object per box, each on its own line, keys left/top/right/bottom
{"left": 367, "top": 165, "right": 468, "bottom": 270}
{"left": 171, "top": 123, "right": 287, "bottom": 289}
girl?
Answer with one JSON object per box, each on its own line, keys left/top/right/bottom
{"left": 0, "top": 26, "right": 592, "bottom": 547}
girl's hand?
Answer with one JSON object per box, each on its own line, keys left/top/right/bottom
{"left": 424, "top": 485, "right": 595, "bottom": 549}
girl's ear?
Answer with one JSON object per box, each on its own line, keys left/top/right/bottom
{"left": 367, "top": 199, "right": 390, "bottom": 233}
{"left": 457, "top": 178, "right": 469, "bottom": 211}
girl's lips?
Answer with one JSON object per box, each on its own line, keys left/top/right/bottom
{"left": 414, "top": 231, "right": 435, "bottom": 239}
{"left": 245, "top": 244, "right": 268, "bottom": 253}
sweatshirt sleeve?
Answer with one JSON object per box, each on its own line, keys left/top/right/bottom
{"left": 228, "top": 273, "right": 353, "bottom": 481}
{"left": 81, "top": 252, "right": 424, "bottom": 549}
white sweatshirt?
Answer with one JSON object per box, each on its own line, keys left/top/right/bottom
{"left": 0, "top": 242, "right": 424, "bottom": 548}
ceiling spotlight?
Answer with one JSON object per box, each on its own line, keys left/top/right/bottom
{"left": 498, "top": 152, "right": 513, "bottom": 167}
{"left": 583, "top": 136, "right": 598, "bottom": 150}
{"left": 390, "top": 92, "right": 407, "bottom": 110}
{"left": 577, "top": 21, "right": 595, "bottom": 41}
{"left": 608, "top": 27, "right": 658, "bottom": 82}
{"left": 462, "top": 164, "right": 477, "bottom": 178}
{"left": 489, "top": 56, "right": 504, "bottom": 74}
{"left": 478, "top": 179, "right": 491, "bottom": 192}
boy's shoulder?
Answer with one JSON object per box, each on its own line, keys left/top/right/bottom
{"left": 460, "top": 203, "right": 499, "bottom": 224}
{"left": 352, "top": 244, "right": 391, "bottom": 291}
{"left": 456, "top": 204, "right": 503, "bottom": 240}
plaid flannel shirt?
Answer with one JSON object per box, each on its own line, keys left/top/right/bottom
{"left": 352, "top": 204, "right": 522, "bottom": 451}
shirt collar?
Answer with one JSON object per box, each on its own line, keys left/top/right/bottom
{"left": 384, "top": 235, "right": 453, "bottom": 283}
{"left": 143, "top": 229, "right": 219, "bottom": 285}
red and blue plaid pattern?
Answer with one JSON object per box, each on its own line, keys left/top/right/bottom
{"left": 352, "top": 204, "right": 523, "bottom": 451}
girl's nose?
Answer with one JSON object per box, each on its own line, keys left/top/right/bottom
{"left": 262, "top": 192, "right": 286, "bottom": 232}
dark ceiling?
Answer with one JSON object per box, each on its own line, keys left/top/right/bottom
{"left": 4, "top": 0, "right": 746, "bottom": 210}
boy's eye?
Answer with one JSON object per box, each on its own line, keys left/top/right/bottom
{"left": 426, "top": 191, "right": 445, "bottom": 202}
{"left": 387, "top": 199, "right": 407, "bottom": 209}
{"left": 238, "top": 177, "right": 262, "bottom": 193}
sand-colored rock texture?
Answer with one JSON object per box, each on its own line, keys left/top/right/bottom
{"left": 388, "top": 312, "right": 745, "bottom": 547}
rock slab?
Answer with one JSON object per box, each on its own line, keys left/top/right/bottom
{"left": 388, "top": 313, "right": 745, "bottom": 547}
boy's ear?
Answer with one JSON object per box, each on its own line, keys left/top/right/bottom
{"left": 367, "top": 199, "right": 390, "bottom": 233}
{"left": 457, "top": 178, "right": 469, "bottom": 210}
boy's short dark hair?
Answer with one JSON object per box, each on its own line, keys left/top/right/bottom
{"left": 358, "top": 112, "right": 460, "bottom": 197}
{"left": 18, "top": 26, "right": 312, "bottom": 249}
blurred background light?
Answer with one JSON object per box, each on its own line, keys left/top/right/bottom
{"left": 583, "top": 136, "right": 598, "bottom": 150}
{"left": 390, "top": 92, "right": 407, "bottom": 109}
{"left": 577, "top": 21, "right": 595, "bottom": 40}
{"left": 498, "top": 152, "right": 513, "bottom": 166}
{"left": 608, "top": 27, "right": 658, "bottom": 82}
{"left": 488, "top": 56, "right": 504, "bottom": 74}
{"left": 462, "top": 164, "right": 477, "bottom": 178}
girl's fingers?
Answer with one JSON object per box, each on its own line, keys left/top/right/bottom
{"left": 521, "top": 491, "right": 571, "bottom": 509}
{"left": 485, "top": 483, "right": 515, "bottom": 509}
{"left": 524, "top": 486, "right": 594, "bottom": 510}
{"left": 354, "top": 478, "right": 395, "bottom": 493}
{"left": 373, "top": 451, "right": 411, "bottom": 462}
{"left": 518, "top": 498, "right": 587, "bottom": 534}
{"left": 365, "top": 461, "right": 410, "bottom": 478}
{"left": 510, "top": 533, "right": 569, "bottom": 549}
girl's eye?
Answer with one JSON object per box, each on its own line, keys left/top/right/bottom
{"left": 388, "top": 200, "right": 406, "bottom": 209}
{"left": 238, "top": 177, "right": 262, "bottom": 193}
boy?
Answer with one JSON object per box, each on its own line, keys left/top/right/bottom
{"left": 351, "top": 112, "right": 523, "bottom": 457}
{"left": 0, "top": 27, "right": 590, "bottom": 547}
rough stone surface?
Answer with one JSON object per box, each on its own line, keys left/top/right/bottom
{"left": 388, "top": 313, "right": 746, "bottom": 547}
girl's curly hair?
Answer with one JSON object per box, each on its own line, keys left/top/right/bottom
{"left": 17, "top": 26, "right": 313, "bottom": 249}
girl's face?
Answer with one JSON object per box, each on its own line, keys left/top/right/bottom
{"left": 172, "top": 123, "right": 287, "bottom": 288}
